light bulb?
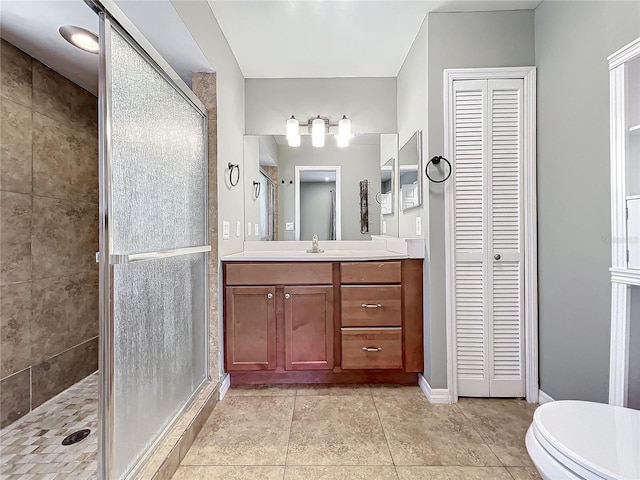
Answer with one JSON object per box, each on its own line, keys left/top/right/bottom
{"left": 336, "top": 135, "right": 349, "bottom": 148}
{"left": 286, "top": 115, "right": 298, "bottom": 140}
{"left": 338, "top": 115, "right": 351, "bottom": 137}
{"left": 312, "top": 116, "right": 325, "bottom": 147}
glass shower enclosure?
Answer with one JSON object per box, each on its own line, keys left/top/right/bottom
{"left": 92, "top": 3, "right": 209, "bottom": 478}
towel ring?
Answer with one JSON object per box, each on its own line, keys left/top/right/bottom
{"left": 228, "top": 163, "right": 240, "bottom": 187}
{"left": 425, "top": 156, "right": 452, "bottom": 183}
{"left": 375, "top": 192, "right": 382, "bottom": 205}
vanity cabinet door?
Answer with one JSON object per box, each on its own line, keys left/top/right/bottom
{"left": 225, "top": 286, "right": 276, "bottom": 371}
{"left": 284, "top": 286, "right": 334, "bottom": 371}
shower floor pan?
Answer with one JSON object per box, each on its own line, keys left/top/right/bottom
{"left": 0, "top": 372, "right": 98, "bottom": 479}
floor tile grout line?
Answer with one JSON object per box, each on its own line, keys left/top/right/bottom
{"left": 370, "top": 391, "right": 399, "bottom": 476}
{"left": 282, "top": 392, "right": 296, "bottom": 480}
{"left": 505, "top": 466, "right": 518, "bottom": 480}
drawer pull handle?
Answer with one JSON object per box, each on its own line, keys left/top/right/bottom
{"left": 267, "top": 293, "right": 273, "bottom": 299}
{"left": 285, "top": 293, "right": 291, "bottom": 299}
{"left": 362, "top": 346, "right": 383, "bottom": 352}
{"left": 361, "top": 303, "right": 382, "bottom": 309}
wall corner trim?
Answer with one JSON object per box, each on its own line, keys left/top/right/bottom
{"left": 219, "top": 373, "right": 231, "bottom": 400}
{"left": 419, "top": 374, "right": 451, "bottom": 404}
{"left": 538, "top": 390, "right": 554, "bottom": 404}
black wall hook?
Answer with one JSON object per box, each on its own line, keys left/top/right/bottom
{"left": 227, "top": 162, "right": 240, "bottom": 187}
{"left": 426, "top": 156, "right": 452, "bottom": 183}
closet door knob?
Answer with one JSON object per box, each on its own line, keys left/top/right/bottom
{"left": 267, "top": 293, "right": 273, "bottom": 299}
{"left": 285, "top": 293, "right": 291, "bottom": 299}
{"left": 494, "top": 254, "right": 501, "bottom": 260}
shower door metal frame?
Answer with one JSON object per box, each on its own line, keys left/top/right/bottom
{"left": 88, "top": 1, "right": 210, "bottom": 478}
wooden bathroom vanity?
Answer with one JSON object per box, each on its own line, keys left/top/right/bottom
{"left": 223, "top": 258, "right": 423, "bottom": 384}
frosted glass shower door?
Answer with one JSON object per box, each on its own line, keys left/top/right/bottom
{"left": 98, "top": 15, "right": 209, "bottom": 480}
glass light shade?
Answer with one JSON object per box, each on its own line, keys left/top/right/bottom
{"left": 286, "top": 115, "right": 298, "bottom": 140}
{"left": 288, "top": 134, "right": 301, "bottom": 147}
{"left": 338, "top": 115, "right": 351, "bottom": 137}
{"left": 336, "top": 134, "right": 349, "bottom": 148}
{"left": 312, "top": 116, "right": 325, "bottom": 147}
{"left": 59, "top": 25, "right": 99, "bottom": 54}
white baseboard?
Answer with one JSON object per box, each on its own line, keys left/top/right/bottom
{"left": 538, "top": 389, "right": 554, "bottom": 404}
{"left": 418, "top": 374, "right": 450, "bottom": 404}
{"left": 219, "top": 373, "right": 230, "bottom": 400}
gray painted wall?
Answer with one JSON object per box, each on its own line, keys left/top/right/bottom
{"left": 396, "top": 15, "right": 431, "bottom": 380}
{"left": 300, "top": 182, "right": 336, "bottom": 241}
{"left": 397, "top": 16, "right": 428, "bottom": 242}
{"left": 245, "top": 78, "right": 397, "bottom": 135}
{"left": 535, "top": 0, "right": 640, "bottom": 402}
{"left": 397, "top": 10, "right": 535, "bottom": 388}
{"left": 425, "top": 10, "right": 535, "bottom": 388}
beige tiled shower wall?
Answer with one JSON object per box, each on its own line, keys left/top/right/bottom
{"left": 192, "top": 72, "right": 219, "bottom": 382}
{"left": 0, "top": 39, "right": 99, "bottom": 428}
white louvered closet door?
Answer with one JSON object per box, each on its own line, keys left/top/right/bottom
{"left": 453, "top": 78, "right": 525, "bottom": 398}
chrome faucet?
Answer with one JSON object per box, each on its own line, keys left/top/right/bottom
{"left": 306, "top": 234, "right": 324, "bottom": 253}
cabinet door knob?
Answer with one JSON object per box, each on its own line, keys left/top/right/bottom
{"left": 362, "top": 346, "right": 382, "bottom": 352}
{"left": 267, "top": 293, "right": 273, "bottom": 299}
{"left": 285, "top": 293, "right": 291, "bottom": 299}
{"left": 361, "top": 303, "right": 382, "bottom": 309}
{"left": 494, "top": 254, "right": 501, "bottom": 261}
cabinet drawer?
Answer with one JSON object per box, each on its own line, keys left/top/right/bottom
{"left": 341, "top": 262, "right": 401, "bottom": 284}
{"left": 226, "top": 262, "right": 332, "bottom": 285}
{"left": 341, "top": 328, "right": 403, "bottom": 370}
{"left": 341, "top": 286, "right": 401, "bottom": 327}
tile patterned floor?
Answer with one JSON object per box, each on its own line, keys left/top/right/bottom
{"left": 174, "top": 384, "right": 541, "bottom": 480}
{"left": 0, "top": 372, "right": 98, "bottom": 480}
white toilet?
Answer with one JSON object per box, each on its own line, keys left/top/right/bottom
{"left": 526, "top": 400, "right": 640, "bottom": 479}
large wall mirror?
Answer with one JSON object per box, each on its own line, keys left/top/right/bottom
{"left": 399, "top": 130, "right": 422, "bottom": 211}
{"left": 243, "top": 134, "right": 399, "bottom": 241}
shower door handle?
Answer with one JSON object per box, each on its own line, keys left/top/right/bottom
{"left": 109, "top": 245, "right": 211, "bottom": 264}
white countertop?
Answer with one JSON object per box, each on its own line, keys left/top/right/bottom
{"left": 221, "top": 249, "right": 408, "bottom": 262}
{"left": 220, "top": 239, "right": 425, "bottom": 262}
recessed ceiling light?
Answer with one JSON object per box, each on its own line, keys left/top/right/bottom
{"left": 59, "top": 25, "right": 99, "bottom": 54}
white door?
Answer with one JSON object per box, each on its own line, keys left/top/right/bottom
{"left": 453, "top": 78, "right": 525, "bottom": 397}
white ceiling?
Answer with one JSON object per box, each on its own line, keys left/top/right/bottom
{"left": 208, "top": 0, "right": 542, "bottom": 79}
{"left": 0, "top": 0, "right": 541, "bottom": 95}
{"left": 0, "top": 0, "right": 213, "bottom": 95}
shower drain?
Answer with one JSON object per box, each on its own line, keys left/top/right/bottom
{"left": 62, "top": 429, "right": 91, "bottom": 446}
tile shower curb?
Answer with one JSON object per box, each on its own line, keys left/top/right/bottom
{"left": 132, "top": 380, "right": 220, "bottom": 480}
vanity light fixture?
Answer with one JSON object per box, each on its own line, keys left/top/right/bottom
{"left": 58, "top": 25, "right": 99, "bottom": 54}
{"left": 286, "top": 115, "right": 353, "bottom": 147}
